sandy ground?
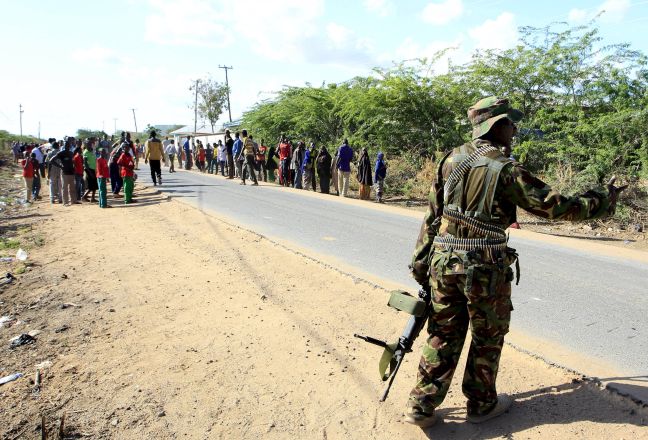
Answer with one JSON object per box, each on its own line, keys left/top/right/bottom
{"left": 1, "top": 180, "right": 647, "bottom": 439}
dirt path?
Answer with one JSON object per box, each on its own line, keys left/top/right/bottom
{"left": 1, "top": 183, "right": 646, "bottom": 439}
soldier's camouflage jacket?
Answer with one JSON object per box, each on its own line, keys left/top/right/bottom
{"left": 411, "top": 139, "right": 612, "bottom": 284}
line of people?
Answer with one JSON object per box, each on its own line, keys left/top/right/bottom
{"left": 170, "top": 132, "right": 388, "bottom": 202}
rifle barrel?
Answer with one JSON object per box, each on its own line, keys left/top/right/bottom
{"left": 379, "top": 354, "right": 404, "bottom": 402}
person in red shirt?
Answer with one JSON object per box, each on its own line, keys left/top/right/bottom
{"left": 21, "top": 153, "right": 36, "bottom": 203}
{"left": 96, "top": 149, "right": 112, "bottom": 208}
{"left": 117, "top": 145, "right": 136, "bottom": 204}
{"left": 72, "top": 147, "right": 84, "bottom": 204}
{"left": 197, "top": 144, "right": 206, "bottom": 172}
{"left": 278, "top": 136, "right": 292, "bottom": 187}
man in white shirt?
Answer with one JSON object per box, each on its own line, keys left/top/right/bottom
{"left": 164, "top": 140, "right": 177, "bottom": 173}
{"left": 162, "top": 136, "right": 172, "bottom": 167}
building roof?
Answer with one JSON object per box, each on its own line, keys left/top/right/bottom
{"left": 169, "top": 124, "right": 219, "bottom": 136}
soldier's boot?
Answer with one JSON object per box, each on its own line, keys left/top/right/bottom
{"left": 404, "top": 402, "right": 437, "bottom": 428}
{"left": 466, "top": 394, "right": 513, "bottom": 424}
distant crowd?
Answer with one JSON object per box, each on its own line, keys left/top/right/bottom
{"left": 11, "top": 129, "right": 388, "bottom": 208}
{"left": 173, "top": 130, "right": 388, "bottom": 202}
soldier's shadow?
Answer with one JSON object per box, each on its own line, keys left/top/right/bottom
{"left": 422, "top": 376, "right": 648, "bottom": 439}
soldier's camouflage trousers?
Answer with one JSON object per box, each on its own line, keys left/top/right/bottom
{"left": 409, "top": 248, "right": 515, "bottom": 416}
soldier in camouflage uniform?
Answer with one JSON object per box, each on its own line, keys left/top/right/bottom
{"left": 405, "top": 96, "right": 626, "bottom": 427}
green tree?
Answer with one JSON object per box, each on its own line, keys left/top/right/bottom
{"left": 190, "top": 77, "right": 230, "bottom": 132}
{"left": 76, "top": 129, "right": 107, "bottom": 140}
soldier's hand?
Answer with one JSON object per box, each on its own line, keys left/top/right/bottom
{"left": 607, "top": 176, "right": 628, "bottom": 215}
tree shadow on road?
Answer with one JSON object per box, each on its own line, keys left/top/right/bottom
{"left": 422, "top": 376, "right": 648, "bottom": 439}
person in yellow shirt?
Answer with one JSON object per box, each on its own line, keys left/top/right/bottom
{"left": 144, "top": 130, "right": 165, "bottom": 186}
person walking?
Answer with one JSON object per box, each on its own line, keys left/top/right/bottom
{"left": 336, "top": 139, "right": 353, "bottom": 197}
{"left": 405, "top": 96, "right": 626, "bottom": 428}
{"left": 82, "top": 140, "right": 98, "bottom": 203}
{"left": 134, "top": 138, "right": 142, "bottom": 170}
{"left": 356, "top": 147, "right": 373, "bottom": 200}
{"left": 46, "top": 141, "right": 63, "bottom": 204}
{"left": 145, "top": 130, "right": 164, "bottom": 186}
{"left": 374, "top": 152, "right": 387, "bottom": 203}
{"left": 162, "top": 136, "right": 172, "bottom": 168}
{"left": 165, "top": 139, "right": 176, "bottom": 173}
{"left": 316, "top": 145, "right": 332, "bottom": 194}
{"left": 96, "top": 148, "right": 112, "bottom": 208}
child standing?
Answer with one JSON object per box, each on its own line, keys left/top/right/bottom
{"left": 96, "top": 149, "right": 111, "bottom": 208}
{"left": 117, "top": 143, "right": 136, "bottom": 204}
{"left": 73, "top": 147, "right": 84, "bottom": 203}
{"left": 374, "top": 152, "right": 387, "bottom": 203}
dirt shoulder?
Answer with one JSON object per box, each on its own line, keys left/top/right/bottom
{"left": 1, "top": 178, "right": 647, "bottom": 439}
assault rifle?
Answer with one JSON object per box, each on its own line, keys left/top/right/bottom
{"left": 354, "top": 286, "right": 432, "bottom": 401}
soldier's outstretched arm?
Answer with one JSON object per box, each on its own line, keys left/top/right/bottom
{"left": 500, "top": 163, "right": 612, "bottom": 221}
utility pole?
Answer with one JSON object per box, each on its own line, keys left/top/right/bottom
{"left": 194, "top": 79, "right": 200, "bottom": 136}
{"left": 113, "top": 118, "right": 117, "bottom": 135}
{"left": 19, "top": 104, "right": 24, "bottom": 140}
{"left": 218, "top": 65, "right": 233, "bottom": 122}
{"left": 131, "top": 108, "right": 138, "bottom": 134}
{"left": 38, "top": 121, "right": 40, "bottom": 140}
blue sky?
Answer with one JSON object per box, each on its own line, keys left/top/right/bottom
{"left": 2, "top": 0, "right": 648, "bottom": 138}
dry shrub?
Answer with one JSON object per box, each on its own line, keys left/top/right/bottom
{"left": 385, "top": 155, "right": 435, "bottom": 199}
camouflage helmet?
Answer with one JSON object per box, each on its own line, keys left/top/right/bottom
{"left": 468, "top": 96, "right": 523, "bottom": 140}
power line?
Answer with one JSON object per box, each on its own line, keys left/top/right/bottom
{"left": 218, "top": 65, "right": 233, "bottom": 122}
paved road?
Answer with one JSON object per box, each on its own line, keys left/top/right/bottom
{"left": 146, "top": 169, "right": 647, "bottom": 377}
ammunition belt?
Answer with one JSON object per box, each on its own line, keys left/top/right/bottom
{"left": 443, "top": 145, "right": 499, "bottom": 202}
{"left": 433, "top": 236, "right": 508, "bottom": 252}
{"left": 442, "top": 208, "right": 506, "bottom": 238}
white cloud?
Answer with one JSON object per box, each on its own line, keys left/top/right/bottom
{"left": 144, "top": 0, "right": 378, "bottom": 67}
{"left": 421, "top": 0, "right": 464, "bottom": 25}
{"left": 70, "top": 47, "right": 128, "bottom": 66}
{"left": 326, "top": 23, "right": 354, "bottom": 48}
{"left": 363, "top": 0, "right": 394, "bottom": 17}
{"left": 567, "top": 8, "right": 589, "bottom": 23}
{"left": 468, "top": 12, "right": 518, "bottom": 51}
{"left": 391, "top": 36, "right": 467, "bottom": 74}
{"left": 144, "top": 0, "right": 232, "bottom": 47}
{"left": 568, "top": 0, "right": 630, "bottom": 24}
